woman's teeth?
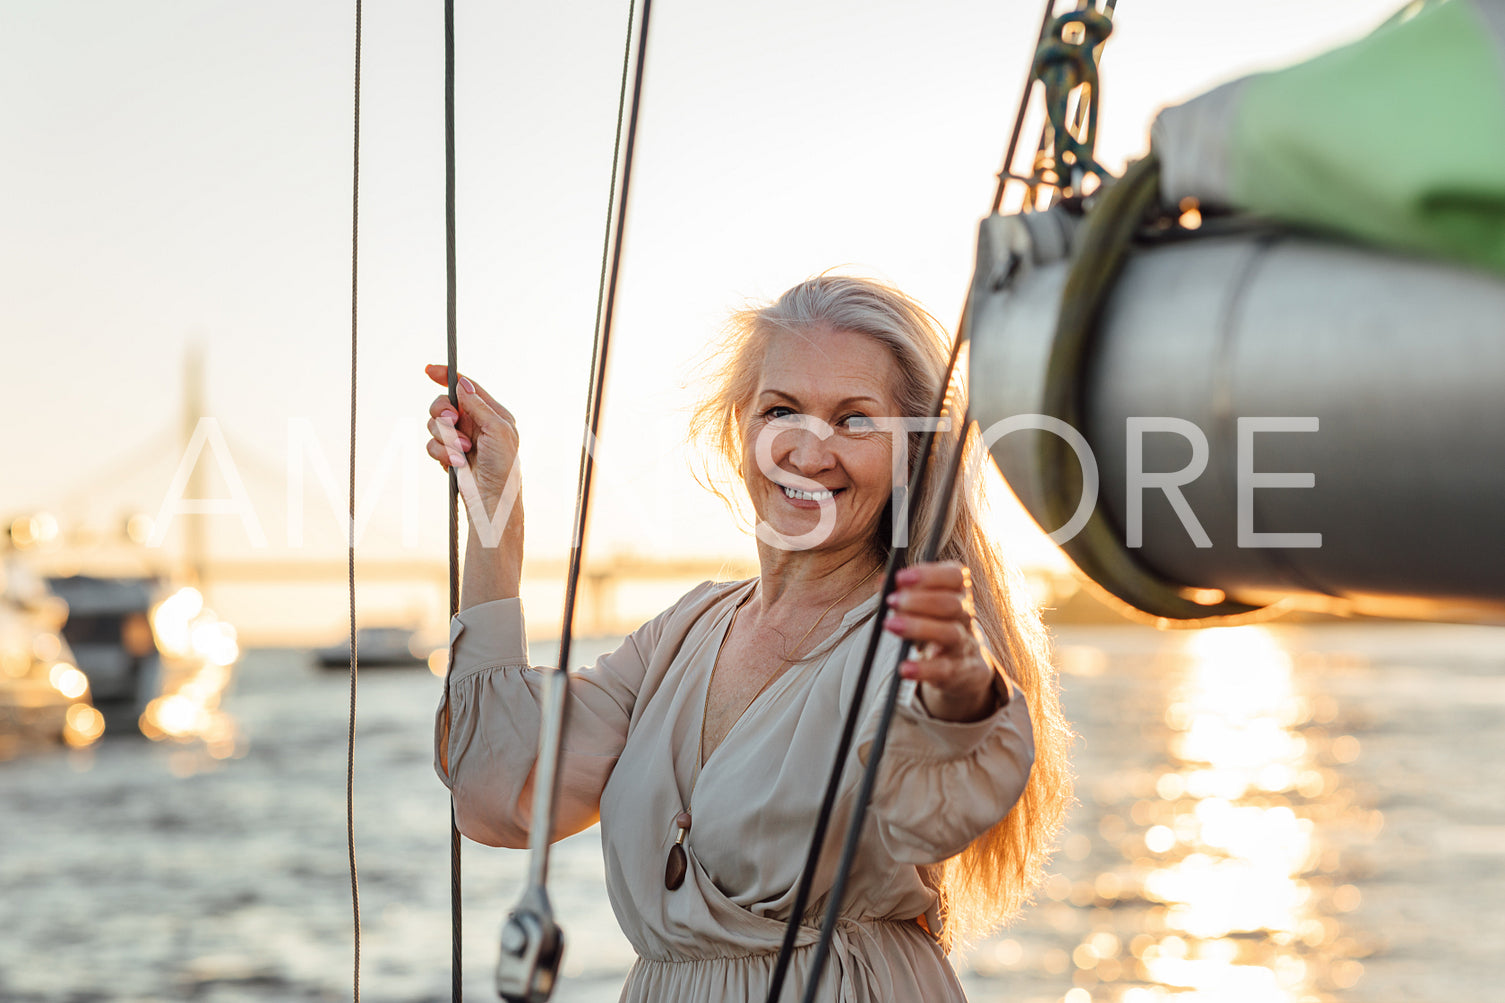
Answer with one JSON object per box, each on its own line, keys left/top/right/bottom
{"left": 783, "top": 485, "right": 835, "bottom": 501}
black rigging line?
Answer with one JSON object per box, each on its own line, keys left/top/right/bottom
{"left": 763, "top": 332, "right": 969, "bottom": 1003}
{"left": 443, "top": 1, "right": 462, "bottom": 1000}
{"left": 799, "top": 401, "right": 974, "bottom": 1003}
{"left": 553, "top": 0, "right": 651, "bottom": 681}
{"left": 345, "top": 1, "right": 363, "bottom": 1000}
{"left": 585, "top": 0, "right": 638, "bottom": 426}
{"left": 772, "top": 2, "right": 1121, "bottom": 995}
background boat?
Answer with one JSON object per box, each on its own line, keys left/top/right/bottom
{"left": 0, "top": 552, "right": 104, "bottom": 759}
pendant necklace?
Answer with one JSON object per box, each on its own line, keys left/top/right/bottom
{"left": 665, "top": 563, "right": 881, "bottom": 891}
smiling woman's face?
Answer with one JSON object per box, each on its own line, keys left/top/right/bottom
{"left": 739, "top": 325, "right": 902, "bottom": 555}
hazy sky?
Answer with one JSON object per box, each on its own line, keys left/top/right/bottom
{"left": 2, "top": 0, "right": 1404, "bottom": 573}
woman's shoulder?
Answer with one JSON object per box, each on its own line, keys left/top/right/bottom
{"left": 665, "top": 577, "right": 754, "bottom": 620}
{"left": 628, "top": 577, "right": 755, "bottom": 646}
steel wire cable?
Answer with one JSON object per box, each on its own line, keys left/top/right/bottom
{"left": 443, "top": 1, "right": 462, "bottom": 999}
{"left": 346, "top": 1, "right": 647, "bottom": 999}
{"left": 439, "top": 0, "right": 649, "bottom": 998}
{"left": 345, "top": 1, "right": 363, "bottom": 1000}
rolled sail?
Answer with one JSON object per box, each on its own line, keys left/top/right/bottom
{"left": 967, "top": 0, "right": 1505, "bottom": 624}
{"left": 968, "top": 218, "right": 1505, "bottom": 624}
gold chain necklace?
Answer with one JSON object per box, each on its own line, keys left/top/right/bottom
{"left": 664, "top": 562, "right": 881, "bottom": 891}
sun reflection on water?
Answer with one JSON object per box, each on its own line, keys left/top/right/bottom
{"left": 1123, "top": 625, "right": 1373, "bottom": 1001}
{"left": 137, "top": 587, "right": 242, "bottom": 761}
{"left": 961, "top": 624, "right": 1391, "bottom": 1002}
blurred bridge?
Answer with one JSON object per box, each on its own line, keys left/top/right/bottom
{"left": 206, "top": 554, "right": 757, "bottom": 637}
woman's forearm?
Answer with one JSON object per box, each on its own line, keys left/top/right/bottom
{"left": 460, "top": 521, "right": 523, "bottom": 610}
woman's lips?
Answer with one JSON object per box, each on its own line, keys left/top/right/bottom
{"left": 779, "top": 484, "right": 840, "bottom": 508}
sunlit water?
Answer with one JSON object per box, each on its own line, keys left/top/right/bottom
{"left": 2, "top": 622, "right": 1502, "bottom": 1002}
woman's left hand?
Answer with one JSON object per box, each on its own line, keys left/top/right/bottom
{"left": 883, "top": 561, "right": 1001, "bottom": 723}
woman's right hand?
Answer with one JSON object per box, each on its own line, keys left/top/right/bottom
{"left": 424, "top": 364, "right": 524, "bottom": 552}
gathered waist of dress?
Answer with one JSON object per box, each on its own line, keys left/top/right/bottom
{"left": 637, "top": 916, "right": 926, "bottom": 965}
{"left": 622, "top": 918, "right": 960, "bottom": 1003}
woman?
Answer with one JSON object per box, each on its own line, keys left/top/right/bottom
{"left": 424, "top": 275, "right": 1072, "bottom": 1001}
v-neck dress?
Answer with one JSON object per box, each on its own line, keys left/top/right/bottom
{"left": 437, "top": 579, "right": 1035, "bottom": 1003}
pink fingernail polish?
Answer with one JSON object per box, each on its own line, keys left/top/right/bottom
{"left": 449, "top": 451, "right": 465, "bottom": 467}
{"left": 459, "top": 377, "right": 475, "bottom": 393}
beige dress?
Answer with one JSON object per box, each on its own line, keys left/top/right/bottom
{"left": 437, "top": 579, "right": 1035, "bottom": 1003}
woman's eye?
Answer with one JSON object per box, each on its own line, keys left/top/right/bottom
{"left": 843, "top": 414, "right": 877, "bottom": 431}
{"left": 764, "top": 406, "right": 800, "bottom": 425}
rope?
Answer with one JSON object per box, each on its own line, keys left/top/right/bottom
{"left": 443, "top": 1, "right": 462, "bottom": 999}
{"left": 345, "top": 1, "right": 363, "bottom": 1000}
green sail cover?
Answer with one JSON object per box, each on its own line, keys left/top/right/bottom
{"left": 1152, "top": 0, "right": 1505, "bottom": 275}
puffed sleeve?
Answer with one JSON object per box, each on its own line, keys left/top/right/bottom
{"left": 858, "top": 647, "right": 1035, "bottom": 864}
{"left": 435, "top": 596, "right": 664, "bottom": 848}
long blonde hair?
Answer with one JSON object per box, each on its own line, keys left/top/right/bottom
{"left": 689, "top": 274, "right": 1074, "bottom": 948}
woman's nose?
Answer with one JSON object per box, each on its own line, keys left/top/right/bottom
{"left": 784, "top": 426, "right": 837, "bottom": 473}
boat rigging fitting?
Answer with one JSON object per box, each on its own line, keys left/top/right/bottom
{"left": 1027, "top": 6, "right": 1114, "bottom": 201}
{"left": 493, "top": 0, "right": 653, "bottom": 1000}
